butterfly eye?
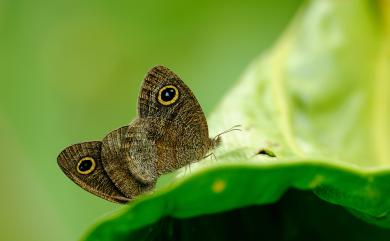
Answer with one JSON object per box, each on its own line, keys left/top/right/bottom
{"left": 158, "top": 85, "right": 179, "bottom": 105}
{"left": 77, "top": 157, "right": 96, "bottom": 175}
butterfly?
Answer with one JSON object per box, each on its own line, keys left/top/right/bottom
{"left": 57, "top": 65, "right": 221, "bottom": 203}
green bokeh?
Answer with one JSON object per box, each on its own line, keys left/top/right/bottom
{"left": 0, "top": 1, "right": 301, "bottom": 240}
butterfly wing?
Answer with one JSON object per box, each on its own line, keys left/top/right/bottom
{"left": 138, "top": 65, "right": 207, "bottom": 125}
{"left": 122, "top": 120, "right": 160, "bottom": 184}
{"left": 102, "top": 126, "right": 153, "bottom": 197}
{"left": 123, "top": 66, "right": 214, "bottom": 183}
{"left": 57, "top": 141, "right": 129, "bottom": 204}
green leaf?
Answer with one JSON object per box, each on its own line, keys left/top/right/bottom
{"left": 84, "top": 0, "right": 390, "bottom": 240}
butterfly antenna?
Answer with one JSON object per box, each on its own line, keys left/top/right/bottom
{"left": 212, "top": 125, "right": 242, "bottom": 148}
{"left": 215, "top": 125, "right": 242, "bottom": 139}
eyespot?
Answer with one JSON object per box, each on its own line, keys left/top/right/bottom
{"left": 157, "top": 85, "right": 179, "bottom": 105}
{"left": 77, "top": 157, "right": 96, "bottom": 175}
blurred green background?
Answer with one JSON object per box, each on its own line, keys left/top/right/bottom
{"left": 0, "top": 1, "right": 303, "bottom": 240}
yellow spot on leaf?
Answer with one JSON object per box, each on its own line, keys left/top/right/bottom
{"left": 212, "top": 180, "right": 226, "bottom": 193}
{"left": 309, "top": 175, "right": 325, "bottom": 188}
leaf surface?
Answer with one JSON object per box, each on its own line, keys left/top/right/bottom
{"left": 84, "top": 0, "right": 390, "bottom": 240}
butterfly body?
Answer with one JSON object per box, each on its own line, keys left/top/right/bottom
{"left": 57, "top": 65, "right": 219, "bottom": 203}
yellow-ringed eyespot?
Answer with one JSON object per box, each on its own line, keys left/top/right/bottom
{"left": 157, "top": 85, "right": 179, "bottom": 105}
{"left": 77, "top": 157, "right": 96, "bottom": 175}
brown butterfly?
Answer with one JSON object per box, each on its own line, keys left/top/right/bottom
{"left": 57, "top": 65, "right": 221, "bottom": 203}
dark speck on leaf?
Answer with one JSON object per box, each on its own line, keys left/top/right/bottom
{"left": 257, "top": 149, "right": 276, "bottom": 157}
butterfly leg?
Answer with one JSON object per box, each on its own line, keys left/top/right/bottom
{"left": 204, "top": 152, "right": 217, "bottom": 161}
